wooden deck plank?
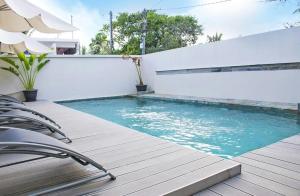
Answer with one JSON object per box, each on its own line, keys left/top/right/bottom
{"left": 92, "top": 142, "right": 176, "bottom": 164}
{"left": 91, "top": 157, "right": 224, "bottom": 196}
{"left": 84, "top": 137, "right": 168, "bottom": 156}
{"left": 53, "top": 151, "right": 208, "bottom": 195}
{"left": 252, "top": 147, "right": 300, "bottom": 164}
{"left": 266, "top": 141, "right": 300, "bottom": 152}
{"left": 0, "top": 143, "right": 184, "bottom": 194}
{"left": 124, "top": 160, "right": 241, "bottom": 196}
{"left": 281, "top": 135, "right": 300, "bottom": 145}
{"left": 194, "top": 189, "right": 222, "bottom": 196}
{"left": 70, "top": 133, "right": 146, "bottom": 153}
{"left": 101, "top": 145, "right": 184, "bottom": 169}
{"left": 209, "top": 183, "right": 250, "bottom": 196}
{"left": 266, "top": 142, "right": 300, "bottom": 154}
{"left": 234, "top": 157, "right": 300, "bottom": 181}
{"left": 9, "top": 150, "right": 197, "bottom": 195}
{"left": 241, "top": 152, "right": 300, "bottom": 173}
{"left": 0, "top": 136, "right": 162, "bottom": 175}
{"left": 13, "top": 150, "right": 197, "bottom": 195}
{"left": 237, "top": 172, "right": 300, "bottom": 196}
{"left": 222, "top": 176, "right": 282, "bottom": 196}
{"left": 0, "top": 136, "right": 169, "bottom": 180}
{"left": 268, "top": 141, "right": 300, "bottom": 151}
{"left": 241, "top": 164, "right": 300, "bottom": 190}
{"left": 196, "top": 132, "right": 300, "bottom": 196}
{"left": 105, "top": 148, "right": 193, "bottom": 176}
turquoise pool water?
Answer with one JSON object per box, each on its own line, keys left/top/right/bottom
{"left": 60, "top": 97, "right": 300, "bottom": 158}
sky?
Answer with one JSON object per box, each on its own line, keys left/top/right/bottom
{"left": 28, "top": 0, "right": 299, "bottom": 47}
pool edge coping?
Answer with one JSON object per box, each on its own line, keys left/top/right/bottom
{"left": 133, "top": 93, "right": 298, "bottom": 112}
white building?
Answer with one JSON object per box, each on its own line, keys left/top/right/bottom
{"left": 34, "top": 38, "right": 80, "bottom": 55}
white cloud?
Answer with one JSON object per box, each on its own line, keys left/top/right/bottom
{"left": 187, "top": 0, "right": 296, "bottom": 43}
{"left": 187, "top": 0, "right": 264, "bottom": 42}
{"left": 28, "top": 0, "right": 105, "bottom": 47}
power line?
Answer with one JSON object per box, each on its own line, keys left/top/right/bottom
{"left": 151, "top": 0, "right": 164, "bottom": 8}
{"left": 154, "top": 0, "right": 232, "bottom": 11}
{"left": 109, "top": 11, "right": 114, "bottom": 53}
{"left": 141, "top": 9, "right": 147, "bottom": 55}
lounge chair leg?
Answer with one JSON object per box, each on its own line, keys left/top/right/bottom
{"left": 70, "top": 155, "right": 116, "bottom": 180}
{"left": 58, "top": 137, "right": 72, "bottom": 143}
{"left": 109, "top": 173, "right": 116, "bottom": 180}
{"left": 66, "top": 137, "right": 72, "bottom": 143}
{"left": 29, "top": 172, "right": 115, "bottom": 196}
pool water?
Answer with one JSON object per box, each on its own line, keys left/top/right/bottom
{"left": 60, "top": 97, "right": 300, "bottom": 158}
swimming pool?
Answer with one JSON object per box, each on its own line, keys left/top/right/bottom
{"left": 60, "top": 97, "right": 300, "bottom": 158}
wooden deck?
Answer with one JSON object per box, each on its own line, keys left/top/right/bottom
{"left": 0, "top": 101, "right": 240, "bottom": 196}
{"left": 196, "top": 134, "right": 300, "bottom": 196}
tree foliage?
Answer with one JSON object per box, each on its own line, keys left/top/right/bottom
{"left": 81, "top": 46, "right": 87, "bottom": 55}
{"left": 207, "top": 33, "right": 223, "bottom": 42}
{"left": 90, "top": 11, "right": 203, "bottom": 55}
{"left": 89, "top": 30, "right": 110, "bottom": 55}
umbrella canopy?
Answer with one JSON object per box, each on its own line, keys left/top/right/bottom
{"left": 0, "top": 0, "right": 78, "bottom": 33}
{"left": 0, "top": 29, "right": 52, "bottom": 54}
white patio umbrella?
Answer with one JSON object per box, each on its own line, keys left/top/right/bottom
{"left": 0, "top": 0, "right": 78, "bottom": 33}
{"left": 0, "top": 29, "right": 52, "bottom": 54}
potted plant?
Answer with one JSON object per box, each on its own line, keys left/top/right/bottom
{"left": 0, "top": 52, "right": 50, "bottom": 102}
{"left": 122, "top": 55, "right": 147, "bottom": 92}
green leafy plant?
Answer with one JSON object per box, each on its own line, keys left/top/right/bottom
{"left": 207, "top": 33, "right": 223, "bottom": 43}
{"left": 0, "top": 52, "right": 50, "bottom": 90}
{"left": 81, "top": 45, "right": 87, "bottom": 55}
{"left": 122, "top": 55, "right": 144, "bottom": 85}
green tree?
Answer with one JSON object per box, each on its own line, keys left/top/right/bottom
{"left": 89, "top": 11, "right": 203, "bottom": 55}
{"left": 207, "top": 33, "right": 223, "bottom": 43}
{"left": 89, "top": 30, "right": 110, "bottom": 55}
{"left": 81, "top": 46, "right": 87, "bottom": 55}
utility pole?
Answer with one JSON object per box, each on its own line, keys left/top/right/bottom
{"left": 70, "top": 15, "right": 74, "bottom": 39}
{"left": 141, "top": 9, "right": 147, "bottom": 55}
{"left": 109, "top": 10, "right": 114, "bottom": 54}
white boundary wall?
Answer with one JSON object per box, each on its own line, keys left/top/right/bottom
{"left": 1, "top": 27, "right": 300, "bottom": 103}
{"left": 142, "top": 27, "right": 300, "bottom": 104}
{"left": 0, "top": 56, "right": 138, "bottom": 101}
